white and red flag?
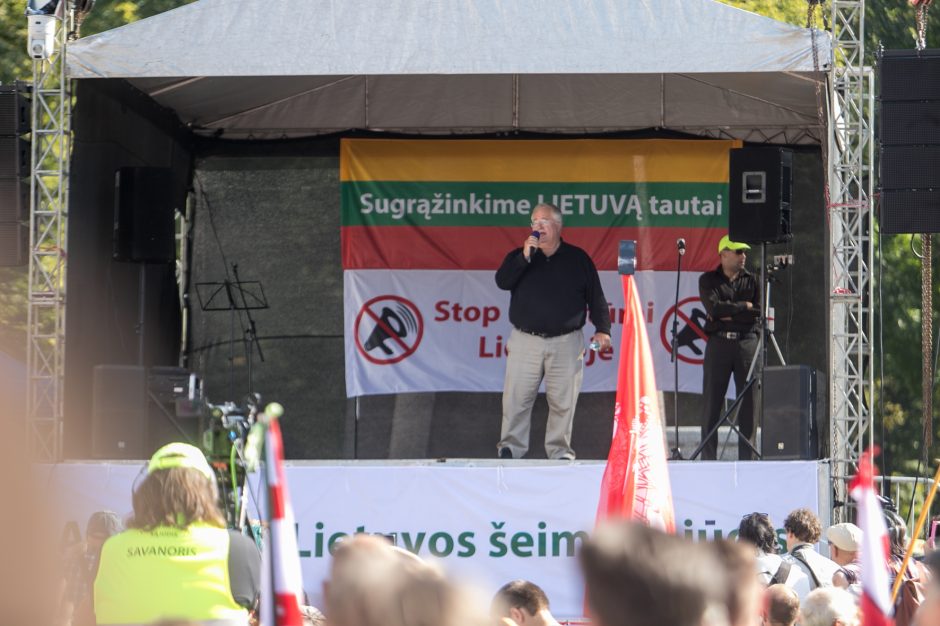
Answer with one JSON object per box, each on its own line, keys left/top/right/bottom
{"left": 260, "top": 414, "right": 305, "bottom": 626}
{"left": 596, "top": 274, "right": 676, "bottom": 532}
{"left": 850, "top": 448, "right": 895, "bottom": 626}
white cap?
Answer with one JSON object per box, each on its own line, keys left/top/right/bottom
{"left": 826, "top": 522, "right": 863, "bottom": 552}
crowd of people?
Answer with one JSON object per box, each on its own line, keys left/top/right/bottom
{"left": 47, "top": 444, "right": 940, "bottom": 626}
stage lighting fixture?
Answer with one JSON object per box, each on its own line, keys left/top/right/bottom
{"left": 27, "top": 15, "right": 56, "bottom": 59}
{"left": 26, "top": 0, "right": 61, "bottom": 60}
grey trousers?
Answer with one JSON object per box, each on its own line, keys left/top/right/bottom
{"left": 498, "top": 328, "right": 585, "bottom": 459}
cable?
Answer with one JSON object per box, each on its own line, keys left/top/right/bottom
{"left": 192, "top": 172, "right": 249, "bottom": 340}
{"left": 905, "top": 234, "right": 935, "bottom": 533}
{"left": 785, "top": 238, "right": 794, "bottom": 361}
{"left": 878, "top": 232, "right": 887, "bottom": 478}
{"left": 230, "top": 444, "right": 239, "bottom": 522}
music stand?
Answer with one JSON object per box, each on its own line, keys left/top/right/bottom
{"left": 196, "top": 268, "right": 268, "bottom": 399}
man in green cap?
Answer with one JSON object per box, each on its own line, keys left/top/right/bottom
{"left": 697, "top": 234, "right": 761, "bottom": 460}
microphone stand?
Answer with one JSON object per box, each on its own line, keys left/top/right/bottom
{"left": 670, "top": 240, "right": 685, "bottom": 460}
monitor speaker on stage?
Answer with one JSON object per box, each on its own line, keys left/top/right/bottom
{"left": 113, "top": 167, "right": 177, "bottom": 263}
{"left": 877, "top": 49, "right": 940, "bottom": 234}
{"left": 92, "top": 365, "right": 148, "bottom": 459}
{"left": 761, "top": 365, "right": 824, "bottom": 460}
{"left": 92, "top": 364, "right": 201, "bottom": 459}
{"left": 729, "top": 147, "right": 793, "bottom": 244}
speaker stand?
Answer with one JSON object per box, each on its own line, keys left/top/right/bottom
{"left": 136, "top": 263, "right": 147, "bottom": 366}
{"left": 669, "top": 242, "right": 684, "bottom": 460}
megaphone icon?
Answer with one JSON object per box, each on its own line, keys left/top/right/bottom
{"left": 364, "top": 305, "right": 417, "bottom": 355}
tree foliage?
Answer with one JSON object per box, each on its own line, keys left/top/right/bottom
{"left": 718, "top": 0, "right": 811, "bottom": 25}
{"left": 0, "top": 1, "right": 193, "bottom": 360}
{"left": 0, "top": 1, "right": 195, "bottom": 85}
{"left": 721, "top": 0, "right": 940, "bottom": 59}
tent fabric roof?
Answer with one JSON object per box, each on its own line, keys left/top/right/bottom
{"left": 66, "top": 0, "right": 830, "bottom": 142}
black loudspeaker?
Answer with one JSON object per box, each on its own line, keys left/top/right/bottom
{"left": 0, "top": 222, "right": 28, "bottom": 266}
{"left": 0, "top": 136, "right": 29, "bottom": 178}
{"left": 92, "top": 365, "right": 148, "bottom": 459}
{"left": 0, "top": 85, "right": 30, "bottom": 136}
{"left": 729, "top": 147, "right": 793, "bottom": 244}
{"left": 0, "top": 177, "right": 28, "bottom": 222}
{"left": 877, "top": 50, "right": 940, "bottom": 234}
{"left": 0, "top": 85, "right": 30, "bottom": 267}
{"left": 879, "top": 49, "right": 940, "bottom": 102}
{"left": 113, "top": 167, "right": 177, "bottom": 263}
{"left": 761, "top": 365, "right": 825, "bottom": 460}
{"left": 880, "top": 190, "right": 940, "bottom": 233}
{"left": 92, "top": 365, "right": 201, "bottom": 459}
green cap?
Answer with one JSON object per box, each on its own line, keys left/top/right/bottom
{"left": 148, "top": 442, "right": 214, "bottom": 482}
{"left": 718, "top": 235, "right": 750, "bottom": 254}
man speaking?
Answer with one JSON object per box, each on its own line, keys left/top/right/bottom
{"left": 495, "top": 203, "right": 611, "bottom": 460}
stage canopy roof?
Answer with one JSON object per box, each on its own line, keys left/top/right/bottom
{"left": 66, "top": 0, "right": 830, "bottom": 142}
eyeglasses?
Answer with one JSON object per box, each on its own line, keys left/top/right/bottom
{"left": 742, "top": 512, "right": 769, "bottom": 520}
{"left": 531, "top": 218, "right": 557, "bottom": 227}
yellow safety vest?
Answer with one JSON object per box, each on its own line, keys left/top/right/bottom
{"left": 94, "top": 523, "right": 249, "bottom": 625}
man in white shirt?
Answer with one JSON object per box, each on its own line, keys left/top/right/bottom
{"left": 784, "top": 508, "right": 847, "bottom": 595}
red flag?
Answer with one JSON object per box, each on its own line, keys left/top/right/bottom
{"left": 850, "top": 448, "right": 895, "bottom": 626}
{"left": 260, "top": 414, "right": 305, "bottom": 626}
{"left": 596, "top": 274, "right": 675, "bottom": 532}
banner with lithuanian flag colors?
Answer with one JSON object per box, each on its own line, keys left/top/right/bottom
{"left": 341, "top": 138, "right": 741, "bottom": 397}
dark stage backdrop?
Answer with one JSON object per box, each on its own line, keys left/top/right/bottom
{"left": 64, "top": 80, "right": 190, "bottom": 459}
{"left": 187, "top": 140, "right": 828, "bottom": 460}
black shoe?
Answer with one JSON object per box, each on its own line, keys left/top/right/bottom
{"left": 499, "top": 447, "right": 512, "bottom": 459}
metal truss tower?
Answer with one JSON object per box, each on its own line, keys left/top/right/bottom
{"left": 827, "top": 0, "right": 875, "bottom": 518}
{"left": 26, "top": 8, "right": 71, "bottom": 461}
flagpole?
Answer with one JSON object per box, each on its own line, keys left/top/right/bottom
{"left": 890, "top": 459, "right": 940, "bottom": 604}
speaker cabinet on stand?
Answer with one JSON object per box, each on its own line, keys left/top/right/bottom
{"left": 729, "top": 147, "right": 793, "bottom": 245}
{"left": 728, "top": 146, "right": 795, "bottom": 459}
{"left": 113, "top": 166, "right": 179, "bottom": 366}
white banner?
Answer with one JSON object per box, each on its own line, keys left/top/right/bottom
{"left": 345, "top": 269, "right": 727, "bottom": 397}
{"left": 44, "top": 460, "right": 824, "bottom": 619}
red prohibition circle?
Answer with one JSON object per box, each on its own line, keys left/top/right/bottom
{"left": 659, "top": 296, "right": 708, "bottom": 365}
{"left": 354, "top": 294, "right": 424, "bottom": 365}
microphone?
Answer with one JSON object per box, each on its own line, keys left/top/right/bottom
{"left": 526, "top": 231, "right": 541, "bottom": 263}
{"left": 677, "top": 238, "right": 686, "bottom": 256}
